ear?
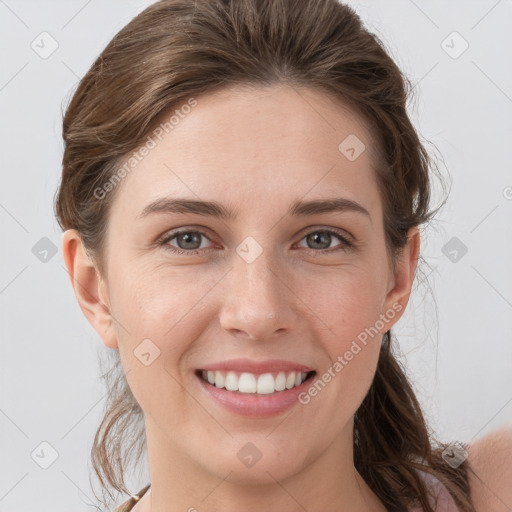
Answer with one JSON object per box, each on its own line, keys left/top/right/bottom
{"left": 61, "top": 229, "right": 118, "bottom": 349}
{"left": 382, "top": 226, "right": 421, "bottom": 329}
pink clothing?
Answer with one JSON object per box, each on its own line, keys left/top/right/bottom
{"left": 408, "top": 470, "right": 460, "bottom": 511}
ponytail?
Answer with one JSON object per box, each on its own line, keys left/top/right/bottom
{"left": 354, "top": 330, "right": 475, "bottom": 511}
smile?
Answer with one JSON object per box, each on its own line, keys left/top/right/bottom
{"left": 197, "top": 369, "right": 315, "bottom": 395}
{"left": 194, "top": 358, "right": 317, "bottom": 417}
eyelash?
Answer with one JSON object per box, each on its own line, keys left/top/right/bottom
{"left": 157, "top": 228, "right": 354, "bottom": 256}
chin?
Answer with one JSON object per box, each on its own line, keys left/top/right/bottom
{"left": 198, "top": 438, "right": 311, "bottom": 486}
{"left": 219, "top": 459, "right": 303, "bottom": 487}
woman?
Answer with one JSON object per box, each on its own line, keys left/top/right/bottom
{"left": 54, "top": 0, "right": 511, "bottom": 511}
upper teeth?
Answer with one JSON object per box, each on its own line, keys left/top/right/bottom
{"left": 201, "top": 370, "right": 308, "bottom": 394}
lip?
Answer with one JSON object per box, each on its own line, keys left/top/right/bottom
{"left": 195, "top": 366, "right": 317, "bottom": 418}
{"left": 198, "top": 358, "right": 314, "bottom": 375}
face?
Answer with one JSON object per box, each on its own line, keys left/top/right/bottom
{"left": 64, "top": 83, "right": 419, "bottom": 486}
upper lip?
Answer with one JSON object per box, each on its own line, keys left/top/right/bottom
{"left": 198, "top": 358, "right": 315, "bottom": 375}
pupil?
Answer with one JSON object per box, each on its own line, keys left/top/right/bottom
{"left": 179, "top": 232, "right": 201, "bottom": 249}
{"left": 308, "top": 231, "right": 330, "bottom": 249}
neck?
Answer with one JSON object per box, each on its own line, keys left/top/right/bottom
{"left": 141, "top": 417, "right": 386, "bottom": 512}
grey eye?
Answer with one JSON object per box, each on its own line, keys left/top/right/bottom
{"left": 305, "top": 231, "right": 334, "bottom": 250}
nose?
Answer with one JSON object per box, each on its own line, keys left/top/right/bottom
{"left": 218, "top": 250, "right": 296, "bottom": 342}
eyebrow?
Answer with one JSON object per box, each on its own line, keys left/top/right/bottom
{"left": 138, "top": 197, "right": 371, "bottom": 222}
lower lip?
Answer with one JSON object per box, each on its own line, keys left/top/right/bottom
{"left": 196, "top": 372, "right": 316, "bottom": 418}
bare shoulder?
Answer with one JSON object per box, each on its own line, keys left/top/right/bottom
{"left": 467, "top": 426, "right": 512, "bottom": 512}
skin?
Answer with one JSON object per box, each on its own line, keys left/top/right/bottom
{"left": 467, "top": 428, "right": 512, "bottom": 512}
{"left": 62, "top": 83, "right": 422, "bottom": 512}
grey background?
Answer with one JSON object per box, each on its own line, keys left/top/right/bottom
{"left": 1, "top": 0, "right": 511, "bottom": 510}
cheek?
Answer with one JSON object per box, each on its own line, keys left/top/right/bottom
{"left": 307, "top": 266, "right": 385, "bottom": 340}
{"left": 302, "top": 268, "right": 384, "bottom": 397}
{"left": 107, "top": 264, "right": 229, "bottom": 412}
{"left": 302, "top": 285, "right": 383, "bottom": 429}
{"left": 109, "top": 260, "right": 218, "bottom": 341}
{"left": 108, "top": 264, "right": 216, "bottom": 424}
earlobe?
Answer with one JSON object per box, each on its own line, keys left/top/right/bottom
{"left": 61, "top": 229, "right": 118, "bottom": 349}
{"left": 382, "top": 226, "right": 421, "bottom": 329}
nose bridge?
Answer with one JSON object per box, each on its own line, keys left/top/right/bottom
{"left": 235, "top": 243, "right": 283, "bottom": 312}
{"left": 219, "top": 239, "right": 293, "bottom": 338}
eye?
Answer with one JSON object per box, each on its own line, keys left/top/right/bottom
{"left": 159, "top": 230, "right": 214, "bottom": 255}
{"left": 296, "top": 229, "right": 353, "bottom": 252}
{"left": 158, "top": 227, "right": 354, "bottom": 256}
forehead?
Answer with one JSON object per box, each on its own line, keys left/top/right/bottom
{"left": 111, "top": 83, "right": 383, "bottom": 221}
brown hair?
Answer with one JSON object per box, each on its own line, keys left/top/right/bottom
{"left": 54, "top": 0, "right": 476, "bottom": 510}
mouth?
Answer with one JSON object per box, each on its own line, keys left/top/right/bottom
{"left": 193, "top": 358, "right": 318, "bottom": 417}
{"left": 194, "top": 369, "right": 317, "bottom": 396}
